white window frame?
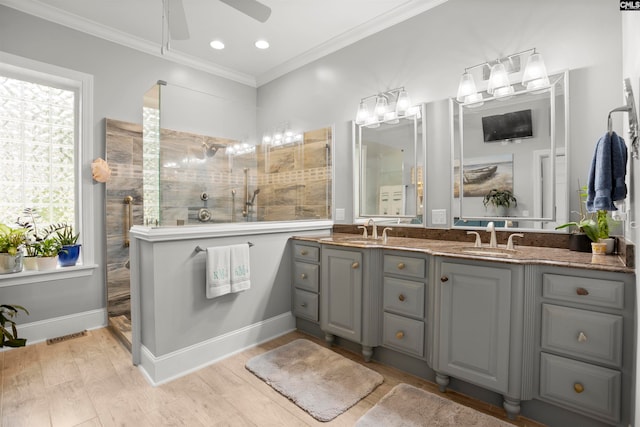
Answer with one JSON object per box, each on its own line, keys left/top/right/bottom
{"left": 0, "top": 51, "right": 96, "bottom": 285}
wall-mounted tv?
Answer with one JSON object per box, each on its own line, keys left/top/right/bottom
{"left": 482, "top": 109, "right": 533, "bottom": 142}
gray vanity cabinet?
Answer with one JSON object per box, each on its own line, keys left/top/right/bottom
{"left": 433, "top": 257, "right": 526, "bottom": 419}
{"left": 535, "top": 267, "right": 635, "bottom": 426}
{"left": 292, "top": 242, "right": 321, "bottom": 322}
{"left": 320, "top": 246, "right": 380, "bottom": 361}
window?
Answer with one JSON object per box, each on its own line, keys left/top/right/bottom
{"left": 0, "top": 51, "right": 94, "bottom": 271}
{"left": 0, "top": 76, "right": 76, "bottom": 226}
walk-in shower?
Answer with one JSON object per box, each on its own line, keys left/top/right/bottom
{"left": 105, "top": 81, "right": 333, "bottom": 347}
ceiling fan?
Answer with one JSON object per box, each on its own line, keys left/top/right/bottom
{"left": 164, "top": 0, "right": 272, "bottom": 41}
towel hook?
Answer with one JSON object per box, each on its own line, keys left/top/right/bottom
{"left": 195, "top": 242, "right": 254, "bottom": 253}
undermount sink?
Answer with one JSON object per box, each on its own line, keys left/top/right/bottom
{"left": 322, "top": 237, "right": 384, "bottom": 245}
{"left": 452, "top": 246, "right": 517, "bottom": 258}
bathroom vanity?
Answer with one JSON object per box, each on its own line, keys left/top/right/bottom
{"left": 290, "top": 232, "right": 635, "bottom": 427}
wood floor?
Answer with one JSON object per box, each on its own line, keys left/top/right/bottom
{"left": 0, "top": 328, "right": 545, "bottom": 427}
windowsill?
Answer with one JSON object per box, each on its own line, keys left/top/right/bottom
{"left": 0, "top": 264, "right": 98, "bottom": 287}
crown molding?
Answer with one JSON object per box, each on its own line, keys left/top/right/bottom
{"left": 256, "top": 0, "right": 449, "bottom": 86}
{"left": 0, "top": 0, "right": 257, "bottom": 87}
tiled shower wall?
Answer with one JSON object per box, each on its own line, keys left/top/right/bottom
{"left": 104, "top": 118, "right": 332, "bottom": 316}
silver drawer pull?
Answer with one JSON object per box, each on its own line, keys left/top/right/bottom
{"left": 396, "top": 331, "right": 404, "bottom": 339}
{"left": 300, "top": 302, "right": 307, "bottom": 308}
{"left": 578, "top": 332, "right": 587, "bottom": 343}
{"left": 300, "top": 273, "right": 307, "bottom": 279}
{"left": 573, "top": 383, "right": 584, "bottom": 394}
{"left": 398, "top": 294, "right": 406, "bottom": 302}
{"left": 576, "top": 287, "right": 589, "bottom": 296}
{"left": 300, "top": 249, "right": 308, "bottom": 256}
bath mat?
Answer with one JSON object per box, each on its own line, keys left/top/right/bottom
{"left": 356, "top": 383, "right": 513, "bottom": 427}
{"left": 245, "top": 338, "right": 383, "bottom": 422}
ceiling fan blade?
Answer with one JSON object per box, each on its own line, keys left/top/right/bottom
{"left": 167, "top": 0, "right": 190, "bottom": 40}
{"left": 219, "top": 0, "right": 272, "bottom": 23}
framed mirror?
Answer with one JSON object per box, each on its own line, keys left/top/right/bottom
{"left": 452, "top": 72, "right": 568, "bottom": 230}
{"left": 353, "top": 104, "right": 426, "bottom": 224}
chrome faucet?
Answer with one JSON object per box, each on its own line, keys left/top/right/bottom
{"left": 486, "top": 221, "right": 497, "bottom": 248}
{"left": 366, "top": 218, "right": 378, "bottom": 240}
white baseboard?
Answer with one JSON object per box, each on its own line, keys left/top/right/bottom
{"left": 139, "top": 311, "right": 296, "bottom": 385}
{"left": 13, "top": 308, "right": 107, "bottom": 346}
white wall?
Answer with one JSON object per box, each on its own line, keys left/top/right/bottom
{"left": 257, "top": 0, "right": 622, "bottom": 226}
{"left": 0, "top": 5, "right": 255, "bottom": 329}
{"left": 621, "top": 8, "right": 640, "bottom": 427}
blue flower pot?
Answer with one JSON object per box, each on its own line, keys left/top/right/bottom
{"left": 58, "top": 244, "right": 81, "bottom": 267}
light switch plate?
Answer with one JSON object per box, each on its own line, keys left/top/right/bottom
{"left": 335, "top": 208, "right": 345, "bottom": 220}
{"left": 432, "top": 209, "right": 447, "bottom": 225}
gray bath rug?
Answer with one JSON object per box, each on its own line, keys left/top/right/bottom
{"left": 245, "top": 338, "right": 383, "bottom": 422}
{"left": 356, "top": 383, "right": 513, "bottom": 427}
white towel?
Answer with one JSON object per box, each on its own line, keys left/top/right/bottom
{"left": 206, "top": 246, "right": 231, "bottom": 298}
{"left": 230, "top": 243, "right": 251, "bottom": 293}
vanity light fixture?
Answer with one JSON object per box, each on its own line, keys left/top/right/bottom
{"left": 355, "top": 87, "right": 417, "bottom": 126}
{"left": 261, "top": 122, "right": 303, "bottom": 146}
{"left": 456, "top": 48, "right": 549, "bottom": 106}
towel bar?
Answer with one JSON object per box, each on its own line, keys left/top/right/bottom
{"left": 195, "top": 242, "right": 254, "bottom": 253}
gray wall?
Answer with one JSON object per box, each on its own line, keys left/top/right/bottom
{"left": 257, "top": 0, "right": 622, "bottom": 228}
{"left": 0, "top": 5, "right": 256, "bottom": 325}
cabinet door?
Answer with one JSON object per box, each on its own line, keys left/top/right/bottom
{"left": 321, "top": 248, "right": 362, "bottom": 342}
{"left": 438, "top": 261, "right": 512, "bottom": 393}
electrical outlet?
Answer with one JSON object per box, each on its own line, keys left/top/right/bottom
{"left": 432, "top": 209, "right": 447, "bottom": 225}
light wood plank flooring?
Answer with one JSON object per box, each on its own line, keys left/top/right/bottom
{"left": 0, "top": 328, "right": 545, "bottom": 427}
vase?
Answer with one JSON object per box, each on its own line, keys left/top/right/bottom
{"left": 494, "top": 205, "right": 508, "bottom": 217}
{"left": 36, "top": 256, "right": 58, "bottom": 271}
{"left": 601, "top": 238, "right": 615, "bottom": 255}
{"left": 58, "top": 244, "right": 81, "bottom": 267}
{"left": 0, "top": 253, "right": 23, "bottom": 274}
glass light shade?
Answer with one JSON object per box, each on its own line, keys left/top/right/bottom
{"left": 384, "top": 111, "right": 399, "bottom": 124}
{"left": 262, "top": 133, "right": 272, "bottom": 144}
{"left": 522, "top": 53, "right": 549, "bottom": 88}
{"left": 456, "top": 72, "right": 478, "bottom": 102}
{"left": 273, "top": 129, "right": 283, "bottom": 140}
{"left": 487, "top": 63, "right": 511, "bottom": 95}
{"left": 395, "top": 90, "right": 411, "bottom": 115}
{"left": 374, "top": 95, "right": 388, "bottom": 121}
{"left": 464, "top": 92, "right": 484, "bottom": 107}
{"left": 355, "top": 101, "right": 369, "bottom": 125}
{"left": 493, "top": 85, "right": 515, "bottom": 99}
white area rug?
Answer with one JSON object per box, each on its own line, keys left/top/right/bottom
{"left": 245, "top": 339, "right": 383, "bottom": 422}
{"left": 356, "top": 383, "right": 514, "bottom": 426}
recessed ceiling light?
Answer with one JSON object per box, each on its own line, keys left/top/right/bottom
{"left": 209, "top": 40, "right": 225, "bottom": 50}
{"left": 255, "top": 39, "right": 270, "bottom": 49}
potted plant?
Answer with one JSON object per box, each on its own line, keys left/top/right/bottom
{"left": 0, "top": 224, "right": 27, "bottom": 274}
{"left": 596, "top": 210, "right": 615, "bottom": 254}
{"left": 55, "top": 225, "right": 81, "bottom": 267}
{"left": 0, "top": 304, "right": 29, "bottom": 347}
{"left": 555, "top": 218, "right": 600, "bottom": 253}
{"left": 35, "top": 238, "right": 62, "bottom": 271}
{"left": 482, "top": 189, "right": 517, "bottom": 217}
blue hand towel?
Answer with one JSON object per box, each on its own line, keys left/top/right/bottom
{"left": 586, "top": 131, "right": 627, "bottom": 212}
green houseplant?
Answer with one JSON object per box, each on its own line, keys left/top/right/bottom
{"left": 0, "top": 224, "right": 27, "bottom": 274}
{"left": 482, "top": 189, "right": 517, "bottom": 216}
{"left": 35, "top": 238, "right": 63, "bottom": 271}
{"left": 55, "top": 225, "right": 81, "bottom": 267}
{"left": 0, "top": 304, "right": 29, "bottom": 347}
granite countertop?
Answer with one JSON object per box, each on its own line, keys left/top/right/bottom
{"left": 293, "top": 233, "right": 635, "bottom": 274}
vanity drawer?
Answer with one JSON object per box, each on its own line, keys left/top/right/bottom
{"left": 540, "top": 352, "right": 620, "bottom": 423}
{"left": 542, "top": 273, "right": 624, "bottom": 309}
{"left": 293, "top": 289, "right": 318, "bottom": 322}
{"left": 293, "top": 262, "right": 319, "bottom": 292}
{"left": 293, "top": 243, "right": 319, "bottom": 262}
{"left": 383, "top": 277, "right": 425, "bottom": 318}
{"left": 382, "top": 312, "right": 424, "bottom": 357}
{"left": 383, "top": 254, "right": 425, "bottom": 279}
{"left": 541, "top": 304, "right": 622, "bottom": 367}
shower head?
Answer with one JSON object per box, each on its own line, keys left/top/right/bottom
{"left": 250, "top": 188, "right": 260, "bottom": 204}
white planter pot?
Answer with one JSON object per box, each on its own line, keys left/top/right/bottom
{"left": 23, "top": 256, "right": 39, "bottom": 271}
{"left": 36, "top": 256, "right": 58, "bottom": 271}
